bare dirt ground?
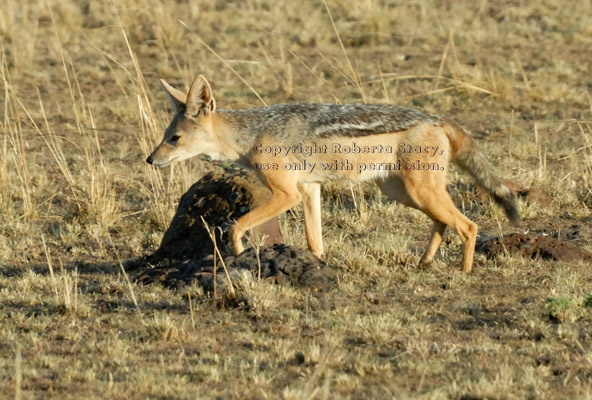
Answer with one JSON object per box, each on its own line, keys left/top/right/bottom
{"left": 1, "top": 0, "right": 591, "bottom": 398}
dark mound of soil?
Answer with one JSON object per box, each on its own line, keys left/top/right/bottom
{"left": 136, "top": 243, "right": 333, "bottom": 293}
{"left": 149, "top": 170, "right": 282, "bottom": 262}
{"left": 476, "top": 232, "right": 592, "bottom": 262}
{"left": 130, "top": 170, "right": 333, "bottom": 292}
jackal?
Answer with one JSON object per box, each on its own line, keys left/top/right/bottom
{"left": 147, "top": 75, "right": 519, "bottom": 273}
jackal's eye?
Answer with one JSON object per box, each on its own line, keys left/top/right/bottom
{"left": 170, "top": 135, "right": 181, "bottom": 143}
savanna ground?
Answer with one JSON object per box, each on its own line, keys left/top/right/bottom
{"left": 1, "top": 0, "right": 592, "bottom": 398}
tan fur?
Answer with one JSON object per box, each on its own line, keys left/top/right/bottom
{"left": 147, "top": 75, "right": 519, "bottom": 273}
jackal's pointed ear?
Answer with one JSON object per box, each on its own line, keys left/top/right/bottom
{"left": 186, "top": 75, "right": 216, "bottom": 118}
{"left": 160, "top": 79, "right": 187, "bottom": 113}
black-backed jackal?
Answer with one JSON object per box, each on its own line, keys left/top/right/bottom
{"left": 147, "top": 75, "right": 519, "bottom": 273}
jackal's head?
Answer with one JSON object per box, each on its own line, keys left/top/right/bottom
{"left": 146, "top": 75, "right": 219, "bottom": 167}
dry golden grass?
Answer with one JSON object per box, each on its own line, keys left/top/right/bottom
{"left": 1, "top": 0, "right": 592, "bottom": 398}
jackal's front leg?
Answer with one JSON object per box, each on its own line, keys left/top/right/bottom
{"left": 300, "top": 182, "right": 323, "bottom": 257}
{"left": 230, "top": 186, "right": 302, "bottom": 255}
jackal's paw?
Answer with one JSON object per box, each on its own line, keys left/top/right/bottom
{"left": 229, "top": 226, "right": 245, "bottom": 255}
{"left": 461, "top": 266, "right": 473, "bottom": 275}
{"left": 417, "top": 259, "right": 433, "bottom": 270}
{"left": 232, "top": 242, "right": 245, "bottom": 256}
{"left": 449, "top": 263, "right": 473, "bottom": 275}
{"left": 230, "top": 235, "right": 245, "bottom": 255}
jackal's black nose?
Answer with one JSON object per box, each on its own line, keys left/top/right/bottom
{"left": 146, "top": 155, "right": 153, "bottom": 164}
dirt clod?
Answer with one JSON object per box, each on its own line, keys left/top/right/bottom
{"left": 476, "top": 232, "right": 592, "bottom": 262}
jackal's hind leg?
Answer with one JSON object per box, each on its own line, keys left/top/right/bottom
{"left": 377, "top": 174, "right": 478, "bottom": 273}
{"left": 411, "top": 187, "right": 478, "bottom": 273}
{"left": 418, "top": 220, "right": 447, "bottom": 267}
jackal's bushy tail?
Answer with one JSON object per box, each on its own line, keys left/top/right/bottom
{"left": 443, "top": 119, "right": 520, "bottom": 223}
